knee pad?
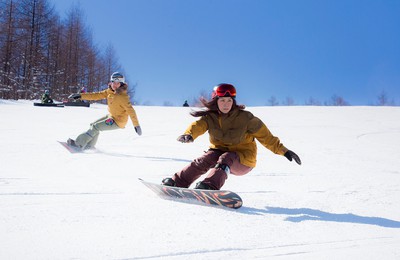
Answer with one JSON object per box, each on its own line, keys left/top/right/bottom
{"left": 105, "top": 118, "right": 115, "bottom": 126}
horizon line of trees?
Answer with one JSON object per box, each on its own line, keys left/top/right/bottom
{"left": 0, "top": 0, "right": 125, "bottom": 101}
{"left": 263, "top": 91, "right": 398, "bottom": 106}
{"left": 263, "top": 89, "right": 396, "bottom": 106}
{"left": 154, "top": 90, "right": 397, "bottom": 107}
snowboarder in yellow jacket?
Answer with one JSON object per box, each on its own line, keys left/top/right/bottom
{"left": 67, "top": 72, "right": 141, "bottom": 150}
{"left": 162, "top": 83, "right": 301, "bottom": 190}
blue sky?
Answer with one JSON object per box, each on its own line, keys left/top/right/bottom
{"left": 50, "top": 0, "right": 400, "bottom": 106}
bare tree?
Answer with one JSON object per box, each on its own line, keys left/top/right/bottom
{"left": 16, "top": 0, "right": 56, "bottom": 98}
{"left": 376, "top": 90, "right": 395, "bottom": 106}
{"left": 282, "top": 96, "right": 295, "bottom": 106}
{"left": 0, "top": 0, "right": 64, "bottom": 99}
{"left": 63, "top": 4, "right": 86, "bottom": 90}
{"left": 191, "top": 89, "right": 210, "bottom": 107}
{"left": 377, "top": 90, "right": 388, "bottom": 105}
{"left": 0, "top": 0, "right": 17, "bottom": 98}
{"left": 267, "top": 96, "right": 279, "bottom": 106}
{"left": 103, "top": 43, "right": 121, "bottom": 77}
{"left": 305, "top": 97, "right": 321, "bottom": 106}
{"left": 330, "top": 94, "right": 350, "bottom": 106}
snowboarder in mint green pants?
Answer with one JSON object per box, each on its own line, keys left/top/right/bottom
{"left": 67, "top": 72, "right": 142, "bottom": 150}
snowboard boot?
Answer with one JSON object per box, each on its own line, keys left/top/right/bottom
{"left": 161, "top": 178, "right": 176, "bottom": 187}
{"left": 67, "top": 138, "right": 82, "bottom": 150}
{"left": 194, "top": 181, "right": 215, "bottom": 190}
{"left": 83, "top": 145, "right": 95, "bottom": 150}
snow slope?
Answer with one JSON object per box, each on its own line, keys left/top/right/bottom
{"left": 1, "top": 100, "right": 400, "bottom": 259}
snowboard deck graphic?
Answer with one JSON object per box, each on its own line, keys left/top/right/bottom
{"left": 139, "top": 178, "right": 243, "bottom": 209}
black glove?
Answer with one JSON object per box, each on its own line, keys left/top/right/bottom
{"left": 177, "top": 134, "right": 193, "bottom": 143}
{"left": 68, "top": 93, "right": 81, "bottom": 100}
{"left": 284, "top": 150, "right": 301, "bottom": 165}
{"left": 135, "top": 126, "right": 142, "bottom": 136}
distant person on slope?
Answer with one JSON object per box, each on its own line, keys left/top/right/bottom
{"left": 67, "top": 72, "right": 142, "bottom": 150}
{"left": 162, "top": 83, "right": 301, "bottom": 190}
{"left": 41, "top": 90, "right": 53, "bottom": 104}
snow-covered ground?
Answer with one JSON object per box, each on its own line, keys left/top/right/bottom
{"left": 1, "top": 99, "right": 400, "bottom": 259}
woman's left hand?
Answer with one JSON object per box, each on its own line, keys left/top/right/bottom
{"left": 135, "top": 126, "right": 142, "bottom": 136}
{"left": 284, "top": 150, "right": 301, "bottom": 165}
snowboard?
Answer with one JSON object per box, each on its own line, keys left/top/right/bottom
{"left": 63, "top": 101, "right": 90, "bottom": 107}
{"left": 139, "top": 178, "right": 243, "bottom": 209}
{"left": 34, "top": 102, "right": 64, "bottom": 107}
{"left": 58, "top": 141, "right": 81, "bottom": 153}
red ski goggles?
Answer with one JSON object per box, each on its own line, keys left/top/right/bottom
{"left": 213, "top": 84, "right": 237, "bottom": 98}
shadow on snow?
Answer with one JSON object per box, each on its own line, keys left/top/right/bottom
{"left": 240, "top": 206, "right": 400, "bottom": 228}
{"left": 96, "top": 150, "right": 192, "bottom": 163}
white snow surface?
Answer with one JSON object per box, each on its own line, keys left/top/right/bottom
{"left": 1, "top": 100, "right": 400, "bottom": 260}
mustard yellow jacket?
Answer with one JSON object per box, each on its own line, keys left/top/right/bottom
{"left": 184, "top": 108, "right": 288, "bottom": 168}
{"left": 81, "top": 88, "right": 140, "bottom": 128}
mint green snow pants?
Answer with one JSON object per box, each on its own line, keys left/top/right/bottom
{"left": 75, "top": 115, "right": 120, "bottom": 149}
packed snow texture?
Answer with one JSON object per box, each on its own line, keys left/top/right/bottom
{"left": 1, "top": 100, "right": 400, "bottom": 259}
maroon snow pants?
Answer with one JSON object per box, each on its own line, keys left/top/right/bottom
{"left": 172, "top": 149, "right": 253, "bottom": 190}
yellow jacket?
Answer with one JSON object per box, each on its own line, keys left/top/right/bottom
{"left": 81, "top": 87, "right": 140, "bottom": 128}
{"left": 184, "top": 108, "right": 287, "bottom": 168}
